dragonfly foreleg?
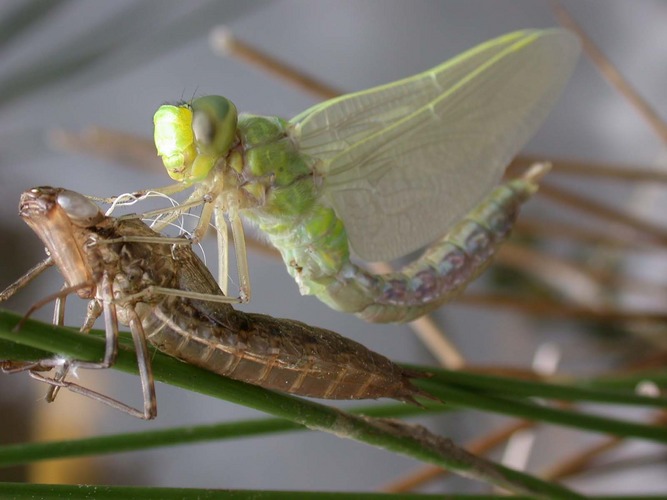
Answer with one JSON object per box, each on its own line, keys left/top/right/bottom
{"left": 48, "top": 284, "right": 73, "bottom": 401}
{"left": 1, "top": 359, "right": 60, "bottom": 374}
{"left": 126, "top": 306, "right": 157, "bottom": 419}
{"left": 2, "top": 358, "right": 72, "bottom": 404}
{"left": 0, "top": 257, "right": 54, "bottom": 302}
{"left": 80, "top": 299, "right": 103, "bottom": 333}
{"left": 15, "top": 282, "right": 92, "bottom": 331}
{"left": 214, "top": 204, "right": 230, "bottom": 295}
{"left": 122, "top": 285, "right": 242, "bottom": 305}
{"left": 26, "top": 291, "right": 157, "bottom": 419}
{"left": 66, "top": 274, "right": 119, "bottom": 371}
{"left": 52, "top": 284, "right": 68, "bottom": 327}
{"left": 3, "top": 281, "right": 80, "bottom": 402}
{"left": 28, "top": 368, "right": 154, "bottom": 419}
{"left": 43, "top": 359, "right": 70, "bottom": 403}
{"left": 227, "top": 202, "right": 251, "bottom": 303}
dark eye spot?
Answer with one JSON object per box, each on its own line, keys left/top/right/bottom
{"left": 193, "top": 112, "right": 215, "bottom": 145}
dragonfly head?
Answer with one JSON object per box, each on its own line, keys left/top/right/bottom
{"left": 154, "top": 96, "right": 238, "bottom": 184}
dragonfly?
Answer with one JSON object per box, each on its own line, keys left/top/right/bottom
{"left": 142, "top": 29, "right": 581, "bottom": 322}
{"left": 1, "top": 187, "right": 433, "bottom": 418}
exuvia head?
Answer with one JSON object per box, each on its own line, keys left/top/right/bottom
{"left": 19, "top": 187, "right": 102, "bottom": 227}
{"left": 153, "top": 96, "right": 238, "bottom": 183}
{"left": 20, "top": 187, "right": 98, "bottom": 297}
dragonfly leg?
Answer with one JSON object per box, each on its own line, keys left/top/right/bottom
{"left": 191, "top": 195, "right": 215, "bottom": 243}
{"left": 14, "top": 282, "right": 91, "bottom": 331}
{"left": 4, "top": 359, "right": 70, "bottom": 407}
{"left": 80, "top": 298, "right": 103, "bottom": 334}
{"left": 96, "top": 235, "right": 192, "bottom": 246}
{"left": 228, "top": 204, "right": 251, "bottom": 303}
{"left": 45, "top": 285, "right": 73, "bottom": 402}
{"left": 47, "top": 298, "right": 105, "bottom": 402}
{"left": 214, "top": 204, "right": 230, "bottom": 295}
{"left": 2, "top": 357, "right": 75, "bottom": 404}
{"left": 28, "top": 368, "right": 155, "bottom": 420}
{"left": 69, "top": 274, "right": 118, "bottom": 371}
{"left": 0, "top": 256, "right": 54, "bottom": 302}
{"left": 22, "top": 281, "right": 156, "bottom": 419}
{"left": 42, "top": 360, "right": 71, "bottom": 403}
{"left": 126, "top": 306, "right": 157, "bottom": 419}
{"left": 52, "top": 284, "right": 68, "bottom": 327}
{"left": 2, "top": 282, "right": 76, "bottom": 402}
{"left": 1, "top": 359, "right": 61, "bottom": 374}
{"left": 4, "top": 272, "right": 110, "bottom": 403}
{"left": 124, "top": 285, "right": 242, "bottom": 305}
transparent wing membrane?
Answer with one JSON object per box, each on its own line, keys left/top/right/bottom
{"left": 291, "top": 30, "right": 580, "bottom": 261}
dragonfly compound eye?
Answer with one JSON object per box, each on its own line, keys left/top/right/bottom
{"left": 191, "top": 96, "right": 238, "bottom": 157}
{"left": 57, "top": 190, "right": 103, "bottom": 227}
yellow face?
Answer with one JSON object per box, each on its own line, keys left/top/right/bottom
{"left": 153, "top": 96, "right": 238, "bottom": 183}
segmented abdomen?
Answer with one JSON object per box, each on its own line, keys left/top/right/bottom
{"left": 143, "top": 297, "right": 430, "bottom": 403}
{"left": 319, "top": 164, "right": 550, "bottom": 322}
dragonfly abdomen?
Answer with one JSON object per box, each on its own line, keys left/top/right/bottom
{"left": 319, "top": 164, "right": 550, "bottom": 322}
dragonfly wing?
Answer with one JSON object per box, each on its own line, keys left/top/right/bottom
{"left": 290, "top": 29, "right": 580, "bottom": 262}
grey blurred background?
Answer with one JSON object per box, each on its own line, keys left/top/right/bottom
{"left": 0, "top": 0, "right": 665, "bottom": 494}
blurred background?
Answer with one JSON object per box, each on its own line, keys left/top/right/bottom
{"left": 0, "top": 0, "right": 665, "bottom": 494}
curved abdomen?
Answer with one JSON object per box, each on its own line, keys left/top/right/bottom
{"left": 318, "top": 164, "right": 550, "bottom": 322}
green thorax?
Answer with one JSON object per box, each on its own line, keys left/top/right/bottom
{"left": 229, "top": 114, "right": 350, "bottom": 295}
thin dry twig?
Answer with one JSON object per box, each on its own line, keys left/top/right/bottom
{"left": 510, "top": 155, "right": 667, "bottom": 185}
{"left": 514, "top": 218, "right": 665, "bottom": 252}
{"left": 458, "top": 292, "right": 667, "bottom": 324}
{"left": 550, "top": 1, "right": 667, "bottom": 144}
{"left": 498, "top": 243, "right": 667, "bottom": 313}
{"left": 408, "top": 315, "right": 466, "bottom": 369}
{"left": 209, "top": 27, "right": 342, "bottom": 100}
{"left": 49, "top": 127, "right": 160, "bottom": 172}
{"left": 495, "top": 243, "right": 604, "bottom": 307}
{"left": 538, "top": 182, "right": 667, "bottom": 247}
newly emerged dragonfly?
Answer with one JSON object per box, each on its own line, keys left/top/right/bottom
{"left": 1, "top": 187, "right": 432, "bottom": 418}
{"left": 146, "top": 29, "right": 580, "bottom": 322}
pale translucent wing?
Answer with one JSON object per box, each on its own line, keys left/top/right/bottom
{"left": 289, "top": 29, "right": 580, "bottom": 261}
{"left": 291, "top": 30, "right": 533, "bottom": 152}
